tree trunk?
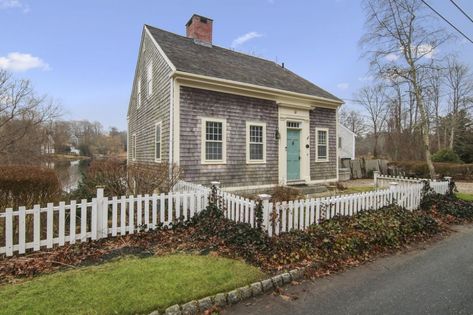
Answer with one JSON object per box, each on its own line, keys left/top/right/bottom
{"left": 414, "top": 84, "right": 436, "bottom": 179}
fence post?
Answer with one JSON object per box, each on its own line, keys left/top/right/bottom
{"left": 258, "top": 194, "right": 271, "bottom": 233}
{"left": 373, "top": 171, "right": 380, "bottom": 187}
{"left": 210, "top": 181, "right": 221, "bottom": 189}
{"left": 444, "top": 176, "right": 452, "bottom": 183}
{"left": 96, "top": 187, "right": 105, "bottom": 239}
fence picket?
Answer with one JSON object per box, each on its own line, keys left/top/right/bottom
{"left": 59, "top": 202, "right": 66, "bottom": 246}
{"left": 129, "top": 196, "right": 135, "bottom": 234}
{"left": 70, "top": 201, "right": 76, "bottom": 244}
{"left": 18, "top": 206, "right": 26, "bottom": 254}
{"left": 80, "top": 199, "right": 87, "bottom": 241}
{"left": 46, "top": 203, "right": 54, "bottom": 248}
{"left": 5, "top": 208, "right": 13, "bottom": 256}
{"left": 144, "top": 194, "right": 150, "bottom": 230}
{"left": 112, "top": 197, "right": 118, "bottom": 236}
{"left": 33, "top": 205, "right": 40, "bottom": 251}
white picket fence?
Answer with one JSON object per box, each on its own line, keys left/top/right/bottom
{"left": 0, "top": 189, "right": 209, "bottom": 257}
{"left": 1, "top": 176, "right": 450, "bottom": 257}
{"left": 262, "top": 183, "right": 425, "bottom": 236}
{"left": 374, "top": 173, "right": 450, "bottom": 195}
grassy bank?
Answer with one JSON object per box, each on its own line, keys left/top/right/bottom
{"left": 0, "top": 255, "right": 265, "bottom": 315}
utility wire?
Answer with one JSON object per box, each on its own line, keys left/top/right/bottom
{"left": 421, "top": 0, "right": 473, "bottom": 44}
{"left": 450, "top": 0, "right": 473, "bottom": 24}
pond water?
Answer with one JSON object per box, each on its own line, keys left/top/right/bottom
{"left": 46, "top": 160, "right": 89, "bottom": 193}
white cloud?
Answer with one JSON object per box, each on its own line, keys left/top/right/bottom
{"left": 385, "top": 53, "right": 399, "bottom": 62}
{"left": 0, "top": 52, "right": 50, "bottom": 72}
{"left": 416, "top": 44, "right": 435, "bottom": 59}
{"left": 337, "top": 82, "right": 350, "bottom": 90}
{"left": 0, "top": 0, "right": 29, "bottom": 12}
{"left": 358, "top": 75, "right": 374, "bottom": 82}
{"left": 231, "top": 32, "right": 263, "bottom": 48}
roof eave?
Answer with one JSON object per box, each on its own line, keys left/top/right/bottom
{"left": 173, "top": 70, "right": 344, "bottom": 108}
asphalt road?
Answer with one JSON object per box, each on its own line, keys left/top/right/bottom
{"left": 225, "top": 225, "right": 473, "bottom": 315}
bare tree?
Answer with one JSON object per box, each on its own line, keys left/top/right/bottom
{"left": 425, "top": 67, "right": 444, "bottom": 151}
{"left": 360, "top": 0, "right": 451, "bottom": 178}
{"left": 339, "top": 108, "right": 368, "bottom": 135}
{"left": 355, "top": 84, "right": 389, "bottom": 157}
{"left": 445, "top": 57, "right": 473, "bottom": 150}
{"left": 0, "top": 70, "right": 61, "bottom": 161}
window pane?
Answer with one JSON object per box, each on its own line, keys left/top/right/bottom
{"left": 155, "top": 143, "right": 160, "bottom": 159}
{"left": 156, "top": 126, "right": 161, "bottom": 139}
{"left": 206, "top": 121, "right": 222, "bottom": 141}
{"left": 318, "top": 145, "right": 327, "bottom": 159}
{"left": 250, "top": 143, "right": 263, "bottom": 160}
{"left": 318, "top": 130, "right": 327, "bottom": 145}
{"left": 250, "top": 125, "right": 263, "bottom": 143}
{"left": 206, "top": 141, "right": 222, "bottom": 160}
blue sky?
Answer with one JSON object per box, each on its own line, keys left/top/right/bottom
{"left": 1, "top": 0, "right": 473, "bottom": 130}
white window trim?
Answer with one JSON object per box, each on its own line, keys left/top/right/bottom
{"left": 137, "top": 78, "right": 142, "bottom": 109}
{"left": 246, "top": 121, "right": 266, "bottom": 164}
{"left": 154, "top": 121, "right": 162, "bottom": 162}
{"left": 315, "top": 128, "right": 329, "bottom": 162}
{"left": 201, "top": 117, "right": 227, "bottom": 165}
{"left": 147, "top": 62, "right": 153, "bottom": 97}
{"left": 132, "top": 133, "right": 137, "bottom": 161}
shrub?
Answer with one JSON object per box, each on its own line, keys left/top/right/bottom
{"left": 431, "top": 149, "right": 462, "bottom": 163}
{"left": 71, "top": 159, "right": 182, "bottom": 200}
{"left": 388, "top": 160, "right": 473, "bottom": 180}
{"left": 0, "top": 165, "right": 61, "bottom": 210}
{"left": 187, "top": 201, "right": 440, "bottom": 272}
{"left": 421, "top": 193, "right": 473, "bottom": 223}
{"left": 270, "top": 186, "right": 305, "bottom": 203}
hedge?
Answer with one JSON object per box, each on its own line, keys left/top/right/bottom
{"left": 0, "top": 165, "right": 61, "bottom": 210}
{"left": 388, "top": 161, "right": 473, "bottom": 180}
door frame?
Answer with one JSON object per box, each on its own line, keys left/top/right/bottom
{"left": 278, "top": 106, "right": 310, "bottom": 185}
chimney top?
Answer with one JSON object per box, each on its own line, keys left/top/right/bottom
{"left": 186, "top": 14, "right": 213, "bottom": 45}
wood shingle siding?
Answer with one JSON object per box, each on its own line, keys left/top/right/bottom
{"left": 179, "top": 86, "right": 279, "bottom": 187}
{"left": 128, "top": 32, "right": 172, "bottom": 164}
{"left": 310, "top": 107, "right": 337, "bottom": 180}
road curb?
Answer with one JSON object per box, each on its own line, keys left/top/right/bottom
{"left": 149, "top": 268, "right": 305, "bottom": 315}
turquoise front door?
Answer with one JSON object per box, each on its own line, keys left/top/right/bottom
{"left": 287, "top": 129, "right": 301, "bottom": 181}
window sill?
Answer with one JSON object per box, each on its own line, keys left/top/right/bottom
{"left": 201, "top": 160, "right": 227, "bottom": 165}
{"left": 246, "top": 160, "right": 266, "bottom": 164}
{"left": 315, "top": 159, "right": 330, "bottom": 163}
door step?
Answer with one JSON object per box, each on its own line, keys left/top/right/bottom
{"left": 286, "top": 180, "right": 306, "bottom": 186}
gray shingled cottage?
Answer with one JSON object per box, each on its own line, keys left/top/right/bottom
{"left": 127, "top": 14, "right": 344, "bottom": 192}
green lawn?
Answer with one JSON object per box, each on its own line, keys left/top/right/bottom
{"left": 456, "top": 193, "right": 473, "bottom": 201}
{"left": 0, "top": 255, "right": 265, "bottom": 315}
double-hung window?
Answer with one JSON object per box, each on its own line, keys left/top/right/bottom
{"left": 201, "top": 118, "right": 226, "bottom": 164}
{"left": 316, "top": 128, "right": 329, "bottom": 162}
{"left": 137, "top": 79, "right": 142, "bottom": 109}
{"left": 154, "top": 122, "right": 161, "bottom": 162}
{"left": 246, "top": 122, "right": 266, "bottom": 163}
{"left": 131, "top": 133, "right": 137, "bottom": 161}
{"left": 147, "top": 62, "right": 153, "bottom": 96}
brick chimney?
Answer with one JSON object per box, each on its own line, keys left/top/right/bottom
{"left": 186, "top": 14, "right": 213, "bottom": 44}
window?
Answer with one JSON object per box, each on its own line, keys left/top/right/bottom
{"left": 246, "top": 122, "right": 266, "bottom": 163}
{"left": 131, "top": 133, "right": 137, "bottom": 161}
{"left": 147, "top": 62, "right": 153, "bottom": 96}
{"left": 338, "top": 136, "right": 342, "bottom": 149}
{"left": 287, "top": 121, "right": 300, "bottom": 128}
{"left": 316, "top": 128, "right": 329, "bottom": 161}
{"left": 137, "top": 79, "right": 141, "bottom": 108}
{"left": 154, "top": 122, "right": 161, "bottom": 162}
{"left": 201, "top": 117, "right": 226, "bottom": 164}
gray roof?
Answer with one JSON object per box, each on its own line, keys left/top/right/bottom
{"left": 146, "top": 25, "right": 342, "bottom": 102}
